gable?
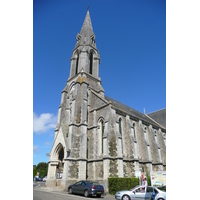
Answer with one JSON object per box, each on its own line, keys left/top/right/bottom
{"left": 147, "top": 109, "right": 166, "bottom": 129}
{"left": 90, "top": 90, "right": 108, "bottom": 111}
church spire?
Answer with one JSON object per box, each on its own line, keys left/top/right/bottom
{"left": 80, "top": 8, "right": 93, "bottom": 36}
{"left": 74, "top": 9, "right": 96, "bottom": 48}
{"left": 70, "top": 8, "right": 100, "bottom": 79}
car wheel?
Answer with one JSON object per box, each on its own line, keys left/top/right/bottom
{"left": 122, "top": 195, "right": 130, "bottom": 200}
{"left": 68, "top": 188, "right": 72, "bottom": 194}
{"left": 84, "top": 189, "right": 89, "bottom": 197}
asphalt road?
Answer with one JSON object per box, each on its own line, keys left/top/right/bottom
{"left": 33, "top": 182, "right": 115, "bottom": 200}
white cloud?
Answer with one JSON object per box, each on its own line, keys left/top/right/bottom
{"left": 33, "top": 112, "right": 57, "bottom": 134}
{"left": 33, "top": 145, "right": 40, "bottom": 153}
{"left": 44, "top": 141, "right": 52, "bottom": 146}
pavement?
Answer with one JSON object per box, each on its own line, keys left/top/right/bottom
{"left": 33, "top": 181, "right": 115, "bottom": 199}
{"left": 33, "top": 182, "right": 63, "bottom": 192}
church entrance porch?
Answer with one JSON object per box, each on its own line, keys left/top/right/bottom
{"left": 46, "top": 143, "right": 65, "bottom": 187}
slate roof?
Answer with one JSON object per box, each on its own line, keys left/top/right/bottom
{"left": 147, "top": 109, "right": 166, "bottom": 129}
{"left": 105, "top": 96, "right": 166, "bottom": 131}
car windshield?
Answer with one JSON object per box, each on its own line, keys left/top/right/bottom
{"left": 88, "top": 181, "right": 99, "bottom": 185}
{"left": 129, "top": 185, "right": 140, "bottom": 191}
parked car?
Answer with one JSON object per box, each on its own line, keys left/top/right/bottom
{"left": 68, "top": 180, "right": 104, "bottom": 197}
{"left": 115, "top": 185, "right": 166, "bottom": 200}
{"left": 34, "top": 177, "right": 43, "bottom": 181}
{"left": 43, "top": 176, "right": 47, "bottom": 182}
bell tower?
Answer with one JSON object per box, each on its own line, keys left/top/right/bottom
{"left": 69, "top": 8, "right": 101, "bottom": 80}
{"left": 46, "top": 8, "right": 105, "bottom": 190}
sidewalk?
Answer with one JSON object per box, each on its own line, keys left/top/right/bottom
{"left": 33, "top": 182, "right": 115, "bottom": 199}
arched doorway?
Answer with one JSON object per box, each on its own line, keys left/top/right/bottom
{"left": 55, "top": 143, "right": 64, "bottom": 179}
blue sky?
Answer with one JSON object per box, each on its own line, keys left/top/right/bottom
{"left": 1, "top": 0, "right": 200, "bottom": 198}
{"left": 33, "top": 0, "right": 166, "bottom": 165}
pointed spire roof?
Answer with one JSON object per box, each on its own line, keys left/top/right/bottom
{"left": 74, "top": 9, "right": 96, "bottom": 49}
{"left": 80, "top": 9, "right": 94, "bottom": 36}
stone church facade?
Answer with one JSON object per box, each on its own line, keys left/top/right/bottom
{"left": 46, "top": 10, "right": 166, "bottom": 191}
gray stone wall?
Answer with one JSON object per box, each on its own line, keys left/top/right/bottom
{"left": 109, "top": 159, "right": 118, "bottom": 177}
{"left": 123, "top": 161, "right": 135, "bottom": 177}
{"left": 95, "top": 161, "right": 104, "bottom": 179}
{"left": 46, "top": 9, "right": 166, "bottom": 190}
{"left": 149, "top": 127, "right": 160, "bottom": 163}
{"left": 68, "top": 161, "right": 79, "bottom": 179}
{"left": 137, "top": 122, "right": 149, "bottom": 162}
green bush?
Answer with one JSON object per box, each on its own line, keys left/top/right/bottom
{"left": 108, "top": 177, "right": 139, "bottom": 195}
{"left": 33, "top": 162, "right": 48, "bottom": 178}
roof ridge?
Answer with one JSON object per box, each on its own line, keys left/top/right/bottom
{"left": 105, "top": 95, "right": 165, "bottom": 129}
{"left": 144, "top": 114, "right": 166, "bottom": 130}
{"left": 147, "top": 108, "right": 166, "bottom": 115}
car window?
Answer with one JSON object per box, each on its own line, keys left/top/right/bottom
{"left": 147, "top": 187, "right": 153, "bottom": 192}
{"left": 81, "top": 181, "right": 86, "bottom": 186}
{"left": 75, "top": 181, "right": 82, "bottom": 185}
{"left": 89, "top": 181, "right": 98, "bottom": 185}
{"left": 135, "top": 187, "right": 144, "bottom": 193}
{"left": 130, "top": 185, "right": 140, "bottom": 191}
{"left": 135, "top": 188, "right": 141, "bottom": 193}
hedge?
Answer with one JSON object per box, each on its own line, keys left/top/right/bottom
{"left": 108, "top": 177, "right": 139, "bottom": 195}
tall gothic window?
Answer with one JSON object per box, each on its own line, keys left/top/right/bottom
{"left": 143, "top": 126, "right": 147, "bottom": 140}
{"left": 98, "top": 119, "right": 104, "bottom": 155}
{"left": 119, "top": 118, "right": 122, "bottom": 135}
{"left": 100, "top": 120, "right": 104, "bottom": 154}
{"left": 75, "top": 54, "right": 79, "bottom": 75}
{"left": 154, "top": 131, "right": 158, "bottom": 145}
{"left": 89, "top": 52, "right": 93, "bottom": 74}
{"left": 133, "top": 123, "right": 136, "bottom": 139}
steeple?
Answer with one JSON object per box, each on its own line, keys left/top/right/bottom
{"left": 80, "top": 9, "right": 93, "bottom": 36}
{"left": 74, "top": 9, "right": 96, "bottom": 49}
{"left": 69, "top": 9, "right": 100, "bottom": 79}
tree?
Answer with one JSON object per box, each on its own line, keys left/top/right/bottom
{"left": 33, "top": 162, "right": 48, "bottom": 178}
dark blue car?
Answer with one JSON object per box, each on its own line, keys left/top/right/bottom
{"left": 68, "top": 180, "right": 104, "bottom": 197}
{"left": 34, "top": 177, "right": 43, "bottom": 181}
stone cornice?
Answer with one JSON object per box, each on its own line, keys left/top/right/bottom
{"left": 69, "top": 123, "right": 88, "bottom": 127}
{"left": 87, "top": 125, "right": 98, "bottom": 130}
{"left": 64, "top": 158, "right": 87, "bottom": 162}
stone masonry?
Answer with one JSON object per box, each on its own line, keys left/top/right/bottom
{"left": 46, "top": 9, "right": 166, "bottom": 192}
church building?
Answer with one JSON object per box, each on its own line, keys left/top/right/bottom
{"left": 46, "top": 9, "right": 166, "bottom": 191}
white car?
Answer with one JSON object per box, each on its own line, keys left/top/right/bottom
{"left": 43, "top": 176, "right": 47, "bottom": 182}
{"left": 115, "top": 185, "right": 166, "bottom": 200}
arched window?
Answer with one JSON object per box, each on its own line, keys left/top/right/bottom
{"left": 133, "top": 123, "right": 136, "bottom": 139}
{"left": 100, "top": 120, "right": 104, "bottom": 153}
{"left": 76, "top": 54, "right": 79, "bottom": 75}
{"left": 58, "top": 147, "right": 64, "bottom": 161}
{"left": 143, "top": 126, "right": 147, "bottom": 140}
{"left": 154, "top": 130, "right": 158, "bottom": 145}
{"left": 119, "top": 118, "right": 122, "bottom": 135}
{"left": 89, "top": 52, "right": 93, "bottom": 74}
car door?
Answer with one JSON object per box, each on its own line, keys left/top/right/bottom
{"left": 145, "top": 187, "right": 154, "bottom": 200}
{"left": 72, "top": 181, "right": 82, "bottom": 194}
{"left": 133, "top": 186, "right": 146, "bottom": 200}
{"left": 79, "top": 181, "right": 87, "bottom": 195}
